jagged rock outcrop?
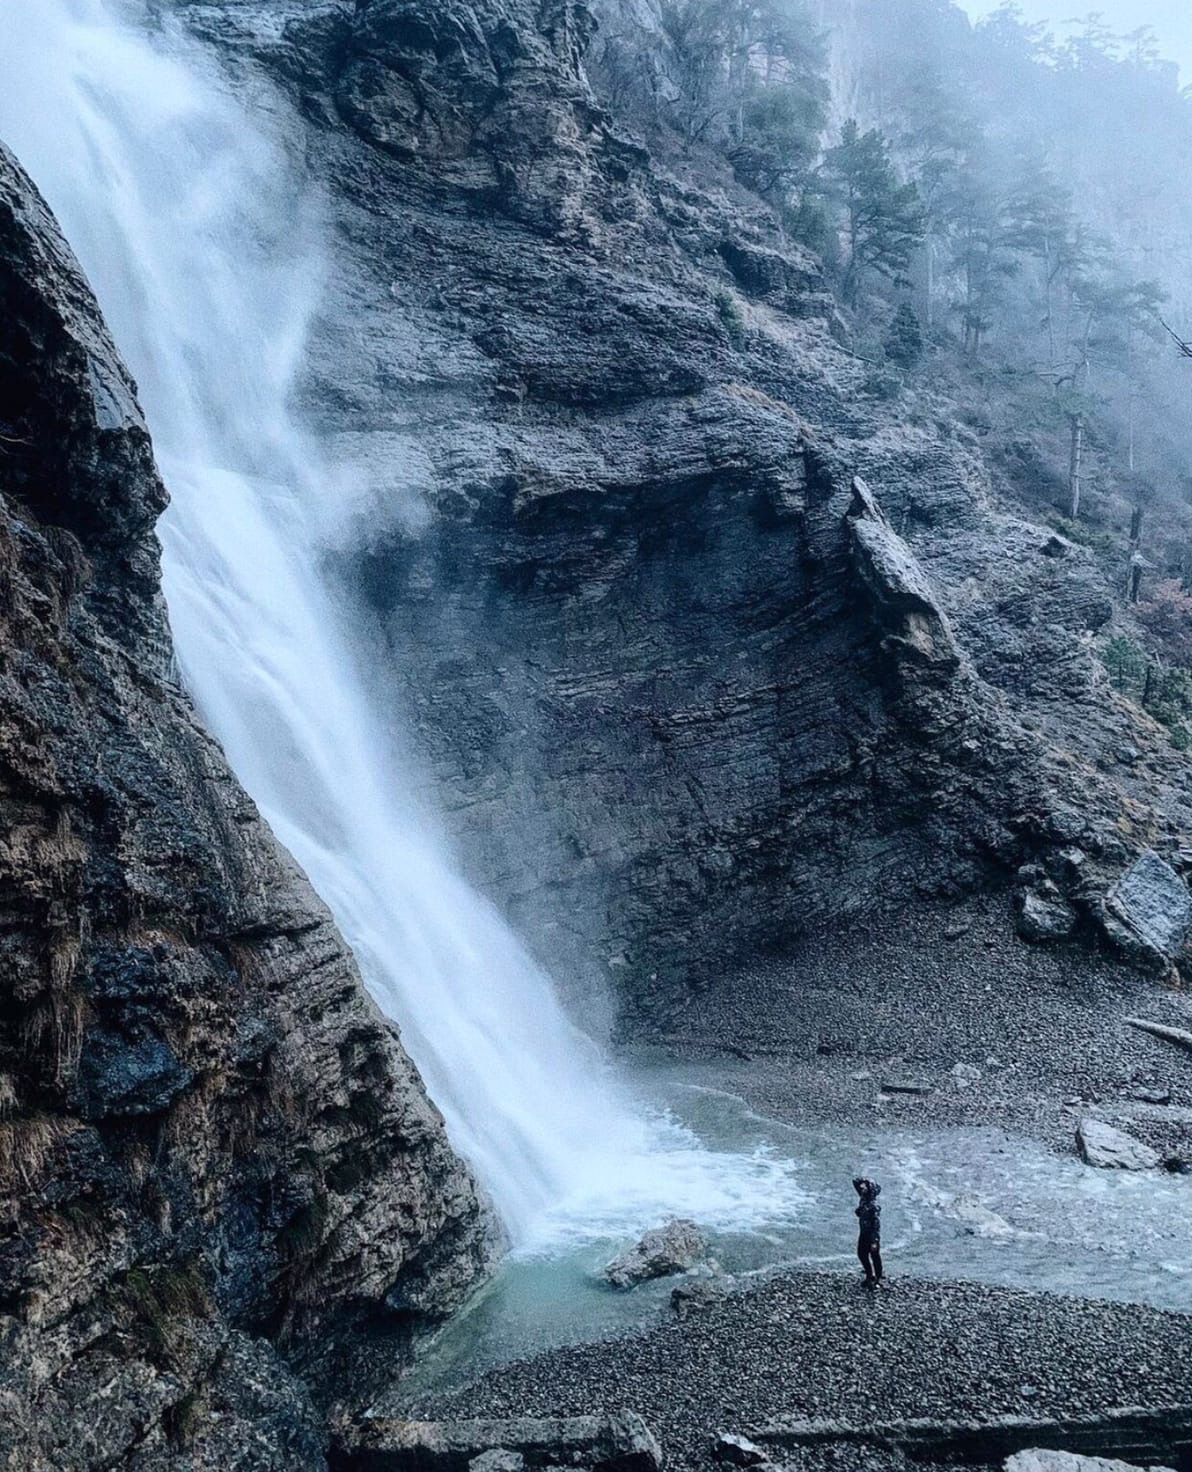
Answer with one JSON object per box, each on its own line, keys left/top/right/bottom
{"left": 332, "top": 1411, "right": 664, "bottom": 1472}
{"left": 0, "top": 141, "right": 491, "bottom": 1470}
{"left": 160, "top": 0, "right": 1192, "bottom": 1023}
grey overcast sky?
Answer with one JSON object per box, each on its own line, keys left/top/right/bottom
{"left": 962, "top": 0, "right": 1192, "bottom": 81}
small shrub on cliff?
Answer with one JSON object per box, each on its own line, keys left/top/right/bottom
{"left": 112, "top": 1259, "right": 211, "bottom": 1366}
{"left": 715, "top": 288, "right": 748, "bottom": 349}
{"left": 884, "top": 303, "right": 924, "bottom": 367}
{"left": 1137, "top": 579, "right": 1192, "bottom": 667}
{"left": 861, "top": 366, "right": 904, "bottom": 401}
{"left": 1101, "top": 632, "right": 1192, "bottom": 748}
{"left": 0, "top": 1113, "right": 70, "bottom": 1192}
{"left": 1046, "top": 514, "right": 1115, "bottom": 552}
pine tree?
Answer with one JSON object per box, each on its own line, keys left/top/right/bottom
{"left": 893, "top": 71, "right": 978, "bottom": 329}
{"left": 823, "top": 120, "right": 926, "bottom": 304}
{"left": 941, "top": 166, "right": 1019, "bottom": 357}
{"left": 659, "top": 0, "right": 732, "bottom": 143}
{"left": 658, "top": 0, "right": 826, "bottom": 156}
{"left": 1002, "top": 156, "right": 1075, "bottom": 369}
{"left": 1055, "top": 268, "right": 1165, "bottom": 518}
{"left": 884, "top": 303, "right": 924, "bottom": 367}
{"left": 726, "top": 1, "right": 827, "bottom": 200}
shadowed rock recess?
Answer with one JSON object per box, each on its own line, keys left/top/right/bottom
{"left": 164, "top": 0, "right": 1192, "bottom": 1026}
{"left": 0, "top": 142, "right": 491, "bottom": 1471}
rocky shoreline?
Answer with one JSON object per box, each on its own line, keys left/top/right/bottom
{"left": 633, "top": 892, "right": 1192, "bottom": 1167}
{"left": 400, "top": 1270, "right": 1192, "bottom": 1472}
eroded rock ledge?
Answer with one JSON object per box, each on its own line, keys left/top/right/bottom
{"left": 0, "top": 141, "right": 493, "bottom": 1471}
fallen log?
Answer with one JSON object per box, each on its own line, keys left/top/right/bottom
{"left": 1125, "top": 1017, "right": 1192, "bottom": 1054}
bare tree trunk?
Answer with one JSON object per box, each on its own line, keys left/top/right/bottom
{"left": 1044, "top": 238, "right": 1057, "bottom": 368}
{"left": 925, "top": 233, "right": 934, "bottom": 330}
{"left": 1127, "top": 323, "right": 1137, "bottom": 473}
{"left": 1125, "top": 509, "right": 1144, "bottom": 600}
{"left": 965, "top": 252, "right": 974, "bottom": 356}
{"left": 1068, "top": 412, "right": 1085, "bottom": 520}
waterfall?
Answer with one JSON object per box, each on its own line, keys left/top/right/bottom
{"left": 0, "top": 0, "right": 803, "bottom": 1249}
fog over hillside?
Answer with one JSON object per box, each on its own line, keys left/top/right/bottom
{"left": 964, "top": 0, "right": 1192, "bottom": 79}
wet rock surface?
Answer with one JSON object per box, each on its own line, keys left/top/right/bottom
{"left": 603, "top": 1219, "right": 708, "bottom": 1289}
{"left": 0, "top": 141, "right": 491, "bottom": 1471}
{"left": 333, "top": 1412, "right": 663, "bottom": 1472}
{"left": 1075, "top": 1118, "right": 1162, "bottom": 1171}
{"left": 670, "top": 1270, "right": 734, "bottom": 1319}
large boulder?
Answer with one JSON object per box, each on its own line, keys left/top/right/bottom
{"left": 1017, "top": 885, "right": 1077, "bottom": 942}
{"left": 671, "top": 1268, "right": 734, "bottom": 1318}
{"left": 712, "top": 1433, "right": 769, "bottom": 1467}
{"left": 1103, "top": 850, "right": 1192, "bottom": 967}
{"left": 470, "top": 1454, "right": 525, "bottom": 1472}
{"left": 1075, "top": 1117, "right": 1161, "bottom": 1171}
{"left": 603, "top": 1219, "right": 708, "bottom": 1289}
{"left": 846, "top": 478, "right": 960, "bottom": 672}
{"left": 1006, "top": 1452, "right": 1175, "bottom": 1472}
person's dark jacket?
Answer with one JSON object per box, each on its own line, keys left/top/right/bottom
{"left": 854, "top": 1179, "right": 881, "bottom": 1243}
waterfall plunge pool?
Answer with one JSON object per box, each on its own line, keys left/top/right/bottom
{"left": 401, "top": 1063, "right": 1192, "bottom": 1400}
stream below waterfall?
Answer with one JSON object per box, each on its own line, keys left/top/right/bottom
{"left": 405, "top": 1062, "right": 1192, "bottom": 1397}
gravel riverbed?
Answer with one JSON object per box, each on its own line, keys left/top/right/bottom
{"left": 631, "top": 893, "right": 1192, "bottom": 1161}
{"left": 391, "top": 897, "right": 1192, "bottom": 1469}
{"left": 407, "top": 1270, "right": 1192, "bottom": 1471}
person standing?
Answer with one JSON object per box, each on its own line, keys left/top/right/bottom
{"left": 853, "top": 1177, "right": 883, "bottom": 1288}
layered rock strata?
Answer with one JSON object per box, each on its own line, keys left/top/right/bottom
{"left": 0, "top": 141, "right": 491, "bottom": 1472}
{"left": 153, "top": 0, "right": 1192, "bottom": 1026}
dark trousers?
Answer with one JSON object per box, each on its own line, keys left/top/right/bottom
{"left": 858, "top": 1235, "right": 883, "bottom": 1284}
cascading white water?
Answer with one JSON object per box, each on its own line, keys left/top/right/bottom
{"left": 0, "top": 0, "right": 805, "bottom": 1248}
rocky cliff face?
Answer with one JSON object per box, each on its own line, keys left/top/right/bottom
{"left": 3, "top": 0, "right": 1191, "bottom": 1458}
{"left": 0, "top": 141, "right": 491, "bottom": 1472}
{"left": 157, "top": 0, "right": 1192, "bottom": 1027}
{"left": 147, "top": 0, "right": 1192, "bottom": 1030}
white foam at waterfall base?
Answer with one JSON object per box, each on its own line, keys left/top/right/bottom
{"left": 0, "top": 0, "right": 806, "bottom": 1249}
